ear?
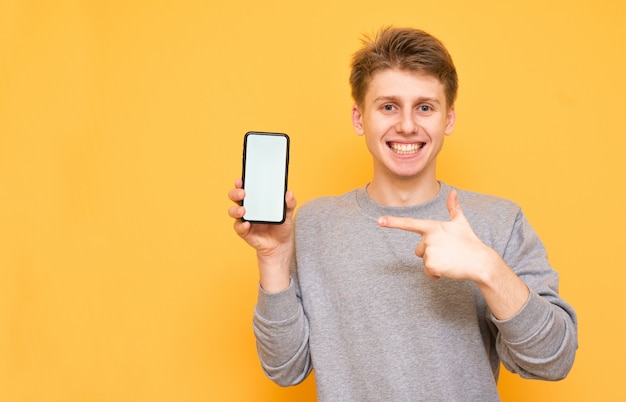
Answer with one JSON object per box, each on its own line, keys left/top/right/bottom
{"left": 351, "top": 104, "right": 364, "bottom": 135}
{"left": 444, "top": 105, "right": 456, "bottom": 136}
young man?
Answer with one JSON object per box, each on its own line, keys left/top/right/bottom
{"left": 228, "top": 27, "right": 577, "bottom": 401}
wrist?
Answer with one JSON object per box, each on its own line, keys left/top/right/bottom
{"left": 473, "top": 246, "right": 503, "bottom": 286}
{"left": 257, "top": 248, "right": 292, "bottom": 293}
{"left": 259, "top": 275, "right": 291, "bottom": 293}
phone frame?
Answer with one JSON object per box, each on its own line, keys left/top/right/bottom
{"left": 241, "top": 131, "right": 290, "bottom": 224}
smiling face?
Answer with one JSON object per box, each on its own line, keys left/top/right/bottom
{"left": 352, "top": 68, "right": 456, "bottom": 194}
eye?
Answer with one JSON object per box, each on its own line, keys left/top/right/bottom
{"left": 382, "top": 104, "right": 396, "bottom": 112}
{"left": 418, "top": 105, "right": 432, "bottom": 112}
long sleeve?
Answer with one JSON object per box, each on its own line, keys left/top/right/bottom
{"left": 249, "top": 185, "right": 578, "bottom": 400}
{"left": 490, "top": 210, "right": 578, "bottom": 380}
{"left": 252, "top": 279, "right": 312, "bottom": 386}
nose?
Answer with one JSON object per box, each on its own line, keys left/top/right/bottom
{"left": 396, "top": 110, "right": 417, "bottom": 133}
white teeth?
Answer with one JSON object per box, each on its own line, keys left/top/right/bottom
{"left": 389, "top": 142, "right": 422, "bottom": 154}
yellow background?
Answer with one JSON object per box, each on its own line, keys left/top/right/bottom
{"left": 1, "top": 0, "right": 624, "bottom": 401}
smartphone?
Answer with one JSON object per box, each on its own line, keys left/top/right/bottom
{"left": 241, "top": 131, "right": 290, "bottom": 224}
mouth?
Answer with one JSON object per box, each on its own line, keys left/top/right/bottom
{"left": 387, "top": 141, "right": 425, "bottom": 155}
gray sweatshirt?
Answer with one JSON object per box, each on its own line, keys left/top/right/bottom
{"left": 253, "top": 183, "right": 578, "bottom": 401}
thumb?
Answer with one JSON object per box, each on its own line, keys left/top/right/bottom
{"left": 446, "top": 189, "right": 466, "bottom": 222}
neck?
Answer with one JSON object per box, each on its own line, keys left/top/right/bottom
{"left": 366, "top": 175, "right": 440, "bottom": 207}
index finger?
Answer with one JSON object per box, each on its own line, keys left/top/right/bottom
{"left": 377, "top": 216, "right": 437, "bottom": 235}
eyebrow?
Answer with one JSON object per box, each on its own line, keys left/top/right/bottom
{"left": 373, "top": 95, "right": 441, "bottom": 105}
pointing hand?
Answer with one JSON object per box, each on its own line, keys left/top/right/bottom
{"left": 377, "top": 189, "right": 494, "bottom": 281}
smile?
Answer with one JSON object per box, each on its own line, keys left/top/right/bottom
{"left": 388, "top": 142, "right": 424, "bottom": 155}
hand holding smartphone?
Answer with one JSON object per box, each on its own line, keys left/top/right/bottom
{"left": 241, "top": 131, "right": 290, "bottom": 224}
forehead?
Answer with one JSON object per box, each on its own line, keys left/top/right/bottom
{"left": 365, "top": 69, "right": 447, "bottom": 104}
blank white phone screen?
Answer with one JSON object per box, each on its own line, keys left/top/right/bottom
{"left": 242, "top": 133, "right": 289, "bottom": 223}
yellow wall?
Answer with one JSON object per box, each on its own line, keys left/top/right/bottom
{"left": 1, "top": 1, "right": 624, "bottom": 401}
